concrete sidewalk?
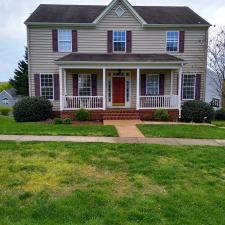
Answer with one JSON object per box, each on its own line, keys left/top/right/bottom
{"left": 0, "top": 134, "right": 225, "bottom": 146}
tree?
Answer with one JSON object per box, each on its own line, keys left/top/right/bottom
{"left": 0, "top": 82, "right": 12, "bottom": 92}
{"left": 10, "top": 47, "right": 29, "bottom": 96}
{"left": 208, "top": 26, "right": 225, "bottom": 104}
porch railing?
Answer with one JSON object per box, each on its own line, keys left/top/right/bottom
{"left": 139, "top": 95, "right": 179, "bottom": 109}
{"left": 63, "top": 96, "right": 104, "bottom": 110}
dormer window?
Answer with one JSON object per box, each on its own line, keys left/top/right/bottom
{"left": 113, "top": 31, "right": 126, "bottom": 52}
{"left": 58, "top": 29, "right": 72, "bottom": 52}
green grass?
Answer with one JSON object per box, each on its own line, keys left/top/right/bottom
{"left": 212, "top": 120, "right": 225, "bottom": 127}
{"left": 0, "top": 116, "right": 117, "bottom": 137}
{"left": 138, "top": 124, "right": 225, "bottom": 139}
{"left": 0, "top": 141, "right": 225, "bottom": 225}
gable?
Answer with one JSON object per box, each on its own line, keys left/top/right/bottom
{"left": 93, "top": 0, "right": 146, "bottom": 25}
{"left": 0, "top": 90, "right": 13, "bottom": 100}
{"left": 96, "top": 1, "right": 143, "bottom": 28}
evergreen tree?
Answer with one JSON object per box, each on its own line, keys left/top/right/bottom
{"left": 10, "top": 47, "right": 29, "bottom": 96}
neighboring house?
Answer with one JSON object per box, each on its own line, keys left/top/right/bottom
{"left": 0, "top": 88, "right": 20, "bottom": 106}
{"left": 25, "top": 0, "right": 210, "bottom": 120}
{"left": 205, "top": 68, "right": 221, "bottom": 108}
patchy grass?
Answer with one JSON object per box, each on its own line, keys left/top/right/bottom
{"left": 138, "top": 124, "right": 225, "bottom": 139}
{"left": 0, "top": 141, "right": 225, "bottom": 225}
{"left": 0, "top": 116, "right": 117, "bottom": 136}
{"left": 212, "top": 120, "right": 225, "bottom": 127}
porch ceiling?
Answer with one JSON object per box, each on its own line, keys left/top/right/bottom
{"left": 55, "top": 53, "right": 184, "bottom": 65}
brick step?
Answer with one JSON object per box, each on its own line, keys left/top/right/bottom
{"left": 105, "top": 109, "right": 138, "bottom": 113}
{"left": 103, "top": 113, "right": 140, "bottom": 116}
{"left": 103, "top": 115, "right": 140, "bottom": 120}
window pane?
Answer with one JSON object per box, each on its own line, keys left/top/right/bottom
{"left": 182, "top": 74, "right": 196, "bottom": 100}
{"left": 40, "top": 74, "right": 54, "bottom": 100}
{"left": 113, "top": 31, "right": 126, "bottom": 52}
{"left": 78, "top": 74, "right": 92, "bottom": 96}
{"left": 166, "top": 31, "right": 179, "bottom": 52}
{"left": 58, "top": 30, "right": 72, "bottom": 52}
{"left": 146, "top": 75, "right": 159, "bottom": 95}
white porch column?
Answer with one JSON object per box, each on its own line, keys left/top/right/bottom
{"left": 136, "top": 68, "right": 140, "bottom": 110}
{"left": 64, "top": 69, "right": 67, "bottom": 96}
{"left": 59, "top": 67, "right": 63, "bottom": 111}
{"left": 170, "top": 70, "right": 173, "bottom": 96}
{"left": 178, "top": 66, "right": 183, "bottom": 117}
{"left": 103, "top": 68, "right": 106, "bottom": 110}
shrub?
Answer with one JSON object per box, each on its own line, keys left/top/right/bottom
{"left": 63, "top": 118, "right": 72, "bottom": 124}
{"left": 53, "top": 117, "right": 62, "bottom": 124}
{"left": 181, "top": 100, "right": 214, "bottom": 123}
{"left": 0, "top": 106, "right": 12, "bottom": 116}
{"left": 75, "top": 109, "right": 90, "bottom": 121}
{"left": 13, "top": 97, "right": 52, "bottom": 122}
{"left": 214, "top": 108, "right": 225, "bottom": 121}
{"left": 154, "top": 109, "right": 169, "bottom": 121}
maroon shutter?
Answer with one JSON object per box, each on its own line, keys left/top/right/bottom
{"left": 179, "top": 31, "right": 185, "bottom": 53}
{"left": 92, "top": 74, "right": 97, "bottom": 96}
{"left": 141, "top": 74, "right": 146, "bottom": 96}
{"left": 34, "top": 74, "right": 40, "bottom": 96}
{"left": 195, "top": 74, "right": 201, "bottom": 100}
{"left": 54, "top": 74, "right": 60, "bottom": 100}
{"left": 107, "top": 31, "right": 113, "bottom": 53}
{"left": 52, "top": 30, "right": 58, "bottom": 52}
{"left": 159, "top": 74, "right": 165, "bottom": 95}
{"left": 72, "top": 30, "right": 78, "bottom": 52}
{"left": 73, "top": 74, "right": 78, "bottom": 96}
{"left": 126, "top": 31, "right": 132, "bottom": 53}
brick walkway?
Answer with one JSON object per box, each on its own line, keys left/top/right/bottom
{"left": 0, "top": 135, "right": 225, "bottom": 146}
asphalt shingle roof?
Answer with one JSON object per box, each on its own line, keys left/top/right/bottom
{"left": 25, "top": 4, "right": 210, "bottom": 25}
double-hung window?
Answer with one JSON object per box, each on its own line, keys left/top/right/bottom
{"left": 182, "top": 74, "right": 196, "bottom": 100}
{"left": 58, "top": 29, "right": 72, "bottom": 52}
{"left": 146, "top": 74, "right": 159, "bottom": 95}
{"left": 113, "top": 31, "right": 126, "bottom": 52}
{"left": 78, "top": 74, "right": 92, "bottom": 96}
{"left": 166, "top": 31, "right": 179, "bottom": 52}
{"left": 40, "top": 74, "right": 54, "bottom": 100}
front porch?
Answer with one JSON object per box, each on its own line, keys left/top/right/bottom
{"left": 59, "top": 67, "right": 182, "bottom": 113}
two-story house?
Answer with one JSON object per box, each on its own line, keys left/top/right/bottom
{"left": 25, "top": 0, "right": 210, "bottom": 120}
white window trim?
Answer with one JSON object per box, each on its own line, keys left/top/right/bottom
{"left": 146, "top": 74, "right": 160, "bottom": 96}
{"left": 78, "top": 74, "right": 92, "bottom": 97}
{"left": 40, "top": 73, "right": 54, "bottom": 101}
{"left": 115, "top": 5, "right": 125, "bottom": 17}
{"left": 182, "top": 74, "right": 196, "bottom": 101}
{"left": 113, "top": 30, "right": 126, "bottom": 53}
{"left": 2, "top": 98, "right": 9, "bottom": 105}
{"left": 166, "top": 31, "right": 179, "bottom": 53}
{"left": 58, "top": 29, "right": 72, "bottom": 53}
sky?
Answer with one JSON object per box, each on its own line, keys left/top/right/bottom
{"left": 0, "top": 0, "right": 225, "bottom": 82}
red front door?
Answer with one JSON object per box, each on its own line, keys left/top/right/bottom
{"left": 112, "top": 77, "right": 125, "bottom": 106}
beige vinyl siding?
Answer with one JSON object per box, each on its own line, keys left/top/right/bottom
{"left": 28, "top": 0, "right": 208, "bottom": 110}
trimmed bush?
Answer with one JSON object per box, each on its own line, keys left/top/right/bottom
{"left": 154, "top": 109, "right": 169, "bottom": 121}
{"left": 214, "top": 108, "right": 225, "bottom": 121}
{"left": 13, "top": 97, "right": 52, "bottom": 122}
{"left": 63, "top": 118, "right": 72, "bottom": 124}
{"left": 181, "top": 100, "right": 214, "bottom": 123}
{"left": 0, "top": 106, "right": 12, "bottom": 116}
{"left": 75, "top": 109, "right": 90, "bottom": 121}
{"left": 53, "top": 117, "right": 62, "bottom": 124}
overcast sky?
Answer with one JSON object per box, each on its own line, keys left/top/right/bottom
{"left": 0, "top": 0, "right": 224, "bottom": 81}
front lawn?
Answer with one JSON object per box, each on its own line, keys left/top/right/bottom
{"left": 0, "top": 116, "right": 117, "bottom": 137}
{"left": 0, "top": 141, "right": 225, "bottom": 225}
{"left": 138, "top": 124, "right": 225, "bottom": 139}
{"left": 212, "top": 120, "right": 225, "bottom": 127}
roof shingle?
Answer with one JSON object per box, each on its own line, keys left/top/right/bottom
{"left": 55, "top": 53, "right": 184, "bottom": 63}
{"left": 25, "top": 4, "right": 209, "bottom": 25}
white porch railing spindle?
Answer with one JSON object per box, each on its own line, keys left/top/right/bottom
{"left": 139, "top": 95, "right": 179, "bottom": 109}
{"left": 63, "top": 96, "right": 104, "bottom": 110}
